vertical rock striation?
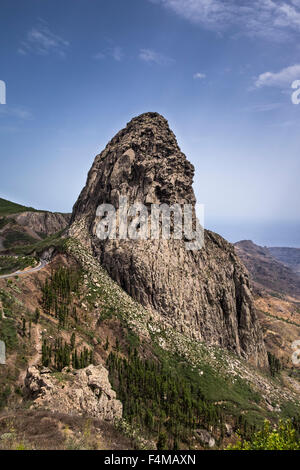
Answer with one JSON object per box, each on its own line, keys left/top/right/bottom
{"left": 70, "top": 112, "right": 267, "bottom": 367}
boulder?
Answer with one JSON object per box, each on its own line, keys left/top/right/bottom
{"left": 25, "top": 364, "right": 122, "bottom": 422}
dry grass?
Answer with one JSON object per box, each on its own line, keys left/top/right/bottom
{"left": 0, "top": 409, "right": 135, "bottom": 450}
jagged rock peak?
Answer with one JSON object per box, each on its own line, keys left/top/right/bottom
{"left": 70, "top": 113, "right": 267, "bottom": 368}
{"left": 106, "top": 112, "right": 180, "bottom": 153}
{"left": 71, "top": 112, "right": 195, "bottom": 223}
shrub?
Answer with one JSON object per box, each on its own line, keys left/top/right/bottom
{"left": 227, "top": 419, "right": 300, "bottom": 450}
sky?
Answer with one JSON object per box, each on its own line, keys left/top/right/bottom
{"left": 0, "top": 0, "right": 300, "bottom": 246}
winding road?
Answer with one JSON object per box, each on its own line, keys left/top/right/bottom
{"left": 0, "top": 259, "right": 48, "bottom": 279}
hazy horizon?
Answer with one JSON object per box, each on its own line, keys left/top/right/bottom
{"left": 1, "top": 191, "right": 299, "bottom": 249}
{"left": 1, "top": 1, "right": 299, "bottom": 248}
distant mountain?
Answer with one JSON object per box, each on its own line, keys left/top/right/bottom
{"left": 269, "top": 247, "right": 300, "bottom": 275}
{"left": 1, "top": 116, "right": 300, "bottom": 451}
{"left": 0, "top": 197, "right": 70, "bottom": 254}
{"left": 235, "top": 240, "right": 300, "bottom": 298}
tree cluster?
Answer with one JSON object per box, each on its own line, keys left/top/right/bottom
{"left": 42, "top": 336, "right": 93, "bottom": 371}
{"left": 107, "top": 349, "right": 224, "bottom": 448}
{"left": 267, "top": 351, "right": 281, "bottom": 377}
{"left": 41, "top": 267, "right": 82, "bottom": 328}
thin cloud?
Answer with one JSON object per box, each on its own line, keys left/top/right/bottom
{"left": 255, "top": 64, "right": 300, "bottom": 88}
{"left": 111, "top": 46, "right": 123, "bottom": 61}
{"left": 193, "top": 72, "right": 206, "bottom": 79}
{"left": 18, "top": 21, "right": 69, "bottom": 57}
{"left": 93, "top": 52, "right": 106, "bottom": 60}
{"left": 0, "top": 106, "right": 33, "bottom": 120}
{"left": 244, "top": 103, "right": 283, "bottom": 112}
{"left": 139, "top": 48, "right": 174, "bottom": 65}
{"left": 151, "top": 0, "right": 300, "bottom": 41}
{"left": 93, "top": 46, "right": 123, "bottom": 61}
{"left": 270, "top": 119, "right": 300, "bottom": 127}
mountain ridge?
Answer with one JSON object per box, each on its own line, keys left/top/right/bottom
{"left": 235, "top": 239, "right": 300, "bottom": 298}
{"left": 1, "top": 115, "right": 300, "bottom": 449}
{"left": 268, "top": 246, "right": 300, "bottom": 275}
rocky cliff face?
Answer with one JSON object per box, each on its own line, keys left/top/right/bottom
{"left": 14, "top": 211, "right": 71, "bottom": 237}
{"left": 25, "top": 365, "right": 122, "bottom": 422}
{"left": 70, "top": 112, "right": 267, "bottom": 367}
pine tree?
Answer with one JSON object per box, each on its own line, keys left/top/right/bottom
{"left": 157, "top": 432, "right": 167, "bottom": 450}
{"left": 70, "top": 332, "right": 76, "bottom": 350}
{"left": 34, "top": 308, "right": 40, "bottom": 324}
{"left": 22, "top": 317, "right": 26, "bottom": 337}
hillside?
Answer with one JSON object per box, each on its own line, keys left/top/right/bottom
{"left": 235, "top": 240, "right": 300, "bottom": 299}
{"left": 269, "top": 247, "right": 300, "bottom": 275}
{"left": 234, "top": 240, "right": 300, "bottom": 379}
{"left": 0, "top": 115, "right": 300, "bottom": 450}
{"left": 0, "top": 197, "right": 37, "bottom": 216}
{"left": 1, "top": 239, "right": 300, "bottom": 450}
{"left": 0, "top": 198, "right": 71, "bottom": 274}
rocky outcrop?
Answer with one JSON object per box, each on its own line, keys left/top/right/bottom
{"left": 25, "top": 365, "right": 122, "bottom": 422}
{"left": 14, "top": 211, "right": 70, "bottom": 237}
{"left": 70, "top": 112, "right": 267, "bottom": 367}
{"left": 195, "top": 429, "right": 215, "bottom": 448}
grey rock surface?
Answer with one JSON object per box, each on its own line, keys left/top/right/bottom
{"left": 25, "top": 364, "right": 122, "bottom": 422}
{"left": 70, "top": 112, "right": 267, "bottom": 367}
{"left": 195, "top": 429, "right": 215, "bottom": 448}
{"left": 15, "top": 211, "right": 70, "bottom": 237}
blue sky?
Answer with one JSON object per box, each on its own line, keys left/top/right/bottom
{"left": 0, "top": 0, "right": 300, "bottom": 246}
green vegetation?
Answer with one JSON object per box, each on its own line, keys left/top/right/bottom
{"left": 0, "top": 255, "right": 37, "bottom": 275}
{"left": 13, "top": 230, "right": 67, "bottom": 256}
{"left": 0, "top": 197, "right": 38, "bottom": 216}
{"left": 108, "top": 350, "right": 220, "bottom": 447}
{"left": 0, "top": 318, "right": 18, "bottom": 349}
{"left": 0, "top": 386, "right": 11, "bottom": 411}
{"left": 34, "top": 308, "right": 40, "bottom": 324}
{"left": 262, "top": 310, "right": 300, "bottom": 328}
{"left": 0, "top": 216, "right": 9, "bottom": 229}
{"left": 36, "top": 232, "right": 48, "bottom": 239}
{"left": 107, "top": 349, "right": 262, "bottom": 448}
{"left": 41, "top": 266, "right": 82, "bottom": 328}
{"left": 228, "top": 419, "right": 300, "bottom": 450}
{"left": 0, "top": 290, "right": 18, "bottom": 349}
{"left": 0, "top": 287, "right": 33, "bottom": 413}
{"left": 42, "top": 337, "right": 93, "bottom": 371}
{"left": 270, "top": 291, "right": 284, "bottom": 300}
{"left": 3, "top": 230, "right": 37, "bottom": 249}
{"left": 267, "top": 352, "right": 281, "bottom": 377}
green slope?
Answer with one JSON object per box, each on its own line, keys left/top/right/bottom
{"left": 0, "top": 197, "right": 37, "bottom": 216}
